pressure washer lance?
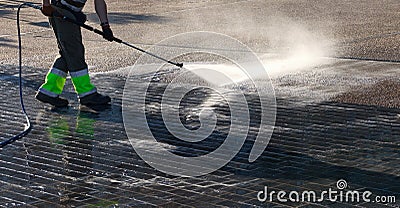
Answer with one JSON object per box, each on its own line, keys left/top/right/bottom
{"left": 27, "top": 2, "right": 184, "bottom": 68}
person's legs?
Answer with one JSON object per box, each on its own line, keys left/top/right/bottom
{"left": 37, "top": 9, "right": 110, "bottom": 107}
{"left": 52, "top": 12, "right": 110, "bottom": 105}
{"left": 36, "top": 17, "right": 69, "bottom": 107}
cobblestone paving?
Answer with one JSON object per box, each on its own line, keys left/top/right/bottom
{"left": 1, "top": 59, "right": 399, "bottom": 207}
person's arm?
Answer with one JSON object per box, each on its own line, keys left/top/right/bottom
{"left": 94, "top": 0, "right": 114, "bottom": 41}
{"left": 94, "top": 0, "right": 109, "bottom": 25}
{"left": 41, "top": 0, "right": 54, "bottom": 16}
{"left": 43, "top": 0, "right": 50, "bottom": 6}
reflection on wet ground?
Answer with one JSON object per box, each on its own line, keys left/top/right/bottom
{"left": 0, "top": 60, "right": 399, "bottom": 207}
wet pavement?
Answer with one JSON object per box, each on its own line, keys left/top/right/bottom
{"left": 1, "top": 57, "right": 399, "bottom": 207}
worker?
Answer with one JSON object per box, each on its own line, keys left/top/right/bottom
{"left": 36, "top": 0, "right": 113, "bottom": 107}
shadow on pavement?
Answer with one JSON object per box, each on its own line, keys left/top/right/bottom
{"left": 0, "top": 8, "right": 13, "bottom": 18}
{"left": 87, "top": 12, "right": 170, "bottom": 25}
{"left": 28, "top": 21, "right": 50, "bottom": 28}
{"left": 0, "top": 37, "right": 16, "bottom": 48}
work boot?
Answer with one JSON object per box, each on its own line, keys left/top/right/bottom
{"left": 80, "top": 92, "right": 111, "bottom": 106}
{"left": 36, "top": 91, "right": 69, "bottom": 107}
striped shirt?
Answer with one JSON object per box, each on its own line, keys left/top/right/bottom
{"left": 60, "top": 0, "right": 87, "bottom": 12}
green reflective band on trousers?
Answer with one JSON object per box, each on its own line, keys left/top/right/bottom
{"left": 41, "top": 72, "right": 66, "bottom": 95}
{"left": 71, "top": 74, "right": 96, "bottom": 95}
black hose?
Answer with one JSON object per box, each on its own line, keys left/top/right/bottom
{"left": 0, "top": 3, "right": 33, "bottom": 148}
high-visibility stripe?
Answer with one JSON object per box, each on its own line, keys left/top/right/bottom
{"left": 64, "top": 0, "right": 85, "bottom": 8}
{"left": 50, "top": 67, "right": 67, "bottom": 78}
{"left": 70, "top": 68, "right": 88, "bottom": 78}
{"left": 78, "top": 87, "right": 97, "bottom": 98}
{"left": 39, "top": 88, "right": 59, "bottom": 98}
{"left": 70, "top": 68, "right": 96, "bottom": 97}
{"left": 60, "top": 0, "right": 87, "bottom": 12}
{"left": 39, "top": 69, "right": 67, "bottom": 96}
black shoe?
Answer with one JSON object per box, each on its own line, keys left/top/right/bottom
{"left": 80, "top": 92, "right": 111, "bottom": 106}
{"left": 36, "top": 92, "right": 69, "bottom": 107}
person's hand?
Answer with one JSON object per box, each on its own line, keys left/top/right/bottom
{"left": 41, "top": 4, "right": 54, "bottom": 17}
{"left": 101, "top": 23, "right": 114, "bottom": 42}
